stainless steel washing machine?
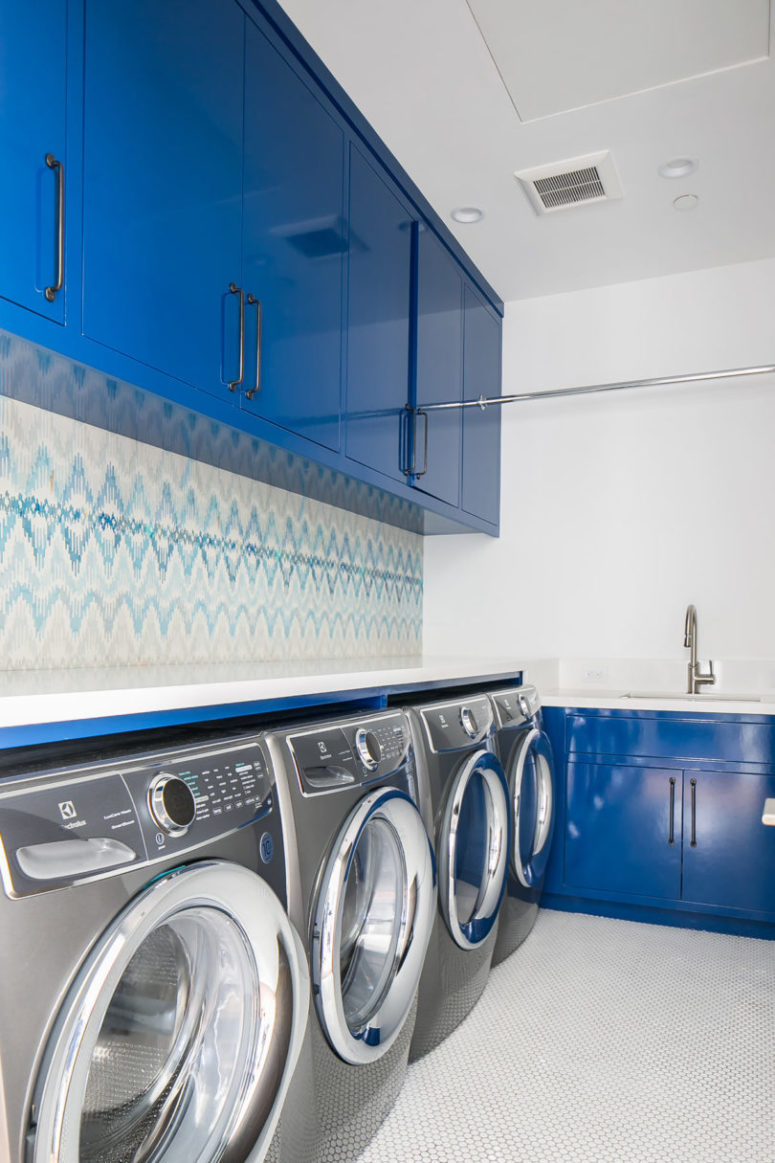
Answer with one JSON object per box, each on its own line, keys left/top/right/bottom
{"left": 262, "top": 708, "right": 436, "bottom": 1163}
{"left": 489, "top": 684, "right": 556, "bottom": 965}
{"left": 0, "top": 731, "right": 309, "bottom": 1163}
{"left": 405, "top": 692, "right": 510, "bottom": 1061}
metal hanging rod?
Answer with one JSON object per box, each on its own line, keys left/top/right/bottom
{"left": 417, "top": 362, "right": 775, "bottom": 412}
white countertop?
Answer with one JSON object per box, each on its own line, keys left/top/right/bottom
{"left": 1, "top": 655, "right": 773, "bottom": 734}
{"left": 0, "top": 656, "right": 525, "bottom": 730}
{"left": 540, "top": 689, "right": 775, "bottom": 716}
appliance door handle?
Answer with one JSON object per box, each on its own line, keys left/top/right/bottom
{"left": 44, "top": 153, "right": 65, "bottom": 302}
{"left": 228, "top": 282, "right": 245, "bottom": 391}
{"left": 16, "top": 837, "right": 136, "bottom": 881}
{"left": 690, "top": 778, "right": 697, "bottom": 847}
{"left": 668, "top": 777, "right": 676, "bottom": 845}
{"left": 246, "top": 294, "right": 262, "bottom": 399}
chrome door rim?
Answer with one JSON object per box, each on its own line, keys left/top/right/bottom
{"left": 312, "top": 787, "right": 436, "bottom": 1066}
{"left": 30, "top": 860, "right": 310, "bottom": 1163}
{"left": 511, "top": 728, "right": 555, "bottom": 889}
{"left": 438, "top": 749, "right": 509, "bottom": 950}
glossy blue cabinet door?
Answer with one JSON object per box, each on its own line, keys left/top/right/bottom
{"left": 565, "top": 762, "right": 682, "bottom": 900}
{"left": 462, "top": 282, "right": 501, "bottom": 525}
{"left": 412, "top": 229, "right": 463, "bottom": 507}
{"left": 241, "top": 18, "right": 345, "bottom": 452}
{"left": 82, "top": 0, "right": 244, "bottom": 395}
{"left": 345, "top": 144, "right": 413, "bottom": 481}
{"left": 0, "top": 0, "right": 67, "bottom": 321}
{"left": 682, "top": 770, "right": 775, "bottom": 915}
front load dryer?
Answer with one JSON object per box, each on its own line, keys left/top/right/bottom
{"left": 489, "top": 684, "right": 556, "bottom": 965}
{"left": 261, "top": 708, "right": 436, "bottom": 1163}
{"left": 0, "top": 731, "right": 309, "bottom": 1163}
{"left": 405, "top": 692, "right": 510, "bottom": 1061}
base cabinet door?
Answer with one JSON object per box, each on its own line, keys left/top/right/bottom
{"left": 240, "top": 17, "right": 346, "bottom": 453}
{"left": 0, "top": 0, "right": 67, "bottom": 322}
{"left": 82, "top": 0, "right": 244, "bottom": 396}
{"left": 344, "top": 145, "right": 413, "bottom": 482}
{"left": 565, "top": 762, "right": 682, "bottom": 900}
{"left": 682, "top": 769, "right": 775, "bottom": 914}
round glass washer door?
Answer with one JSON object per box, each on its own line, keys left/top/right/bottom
{"left": 29, "top": 860, "right": 309, "bottom": 1163}
{"left": 509, "top": 727, "right": 555, "bottom": 889}
{"left": 313, "top": 787, "right": 436, "bottom": 1066}
{"left": 438, "top": 749, "right": 510, "bottom": 950}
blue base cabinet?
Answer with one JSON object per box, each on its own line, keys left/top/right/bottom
{"left": 565, "top": 761, "right": 682, "bottom": 901}
{"left": 682, "top": 768, "right": 775, "bottom": 914}
{"left": 0, "top": 0, "right": 68, "bottom": 323}
{"left": 544, "top": 708, "right": 775, "bottom": 936}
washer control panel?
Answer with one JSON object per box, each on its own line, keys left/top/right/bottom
{"left": 418, "top": 695, "right": 494, "bottom": 752}
{"left": 287, "top": 712, "right": 411, "bottom": 795}
{"left": 0, "top": 738, "right": 271, "bottom": 897}
{"left": 491, "top": 685, "right": 541, "bottom": 728}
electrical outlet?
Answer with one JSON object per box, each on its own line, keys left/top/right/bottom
{"left": 583, "top": 667, "right": 606, "bottom": 683}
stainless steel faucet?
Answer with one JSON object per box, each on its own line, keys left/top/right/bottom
{"left": 683, "top": 604, "right": 716, "bottom": 694}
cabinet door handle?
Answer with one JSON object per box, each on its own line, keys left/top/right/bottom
{"left": 44, "top": 153, "right": 64, "bottom": 302}
{"left": 228, "top": 282, "right": 245, "bottom": 391}
{"left": 668, "top": 777, "right": 676, "bottom": 845}
{"left": 404, "top": 407, "right": 429, "bottom": 477}
{"left": 245, "top": 294, "right": 262, "bottom": 400}
{"left": 690, "top": 777, "right": 697, "bottom": 847}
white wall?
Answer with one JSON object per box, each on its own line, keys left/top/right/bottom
{"left": 424, "top": 256, "right": 775, "bottom": 666}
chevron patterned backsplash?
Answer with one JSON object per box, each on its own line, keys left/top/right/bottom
{"left": 0, "top": 335, "right": 423, "bottom": 670}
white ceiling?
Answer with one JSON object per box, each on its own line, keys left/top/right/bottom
{"left": 276, "top": 0, "right": 775, "bottom": 303}
{"left": 466, "top": 0, "right": 769, "bottom": 122}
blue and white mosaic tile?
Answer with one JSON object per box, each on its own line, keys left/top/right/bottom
{"left": 0, "top": 392, "right": 423, "bottom": 671}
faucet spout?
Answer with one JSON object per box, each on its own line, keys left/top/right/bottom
{"left": 683, "top": 604, "right": 715, "bottom": 694}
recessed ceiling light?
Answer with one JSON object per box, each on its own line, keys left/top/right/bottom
{"left": 673, "top": 193, "right": 699, "bottom": 211}
{"left": 659, "top": 157, "right": 698, "bottom": 179}
{"left": 451, "top": 206, "right": 484, "bottom": 224}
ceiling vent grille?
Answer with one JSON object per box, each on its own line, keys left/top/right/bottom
{"left": 515, "top": 151, "right": 623, "bottom": 215}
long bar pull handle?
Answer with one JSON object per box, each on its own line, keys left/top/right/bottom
{"left": 416, "top": 408, "right": 429, "bottom": 478}
{"left": 690, "top": 778, "right": 697, "bottom": 847}
{"left": 228, "top": 283, "right": 245, "bottom": 392}
{"left": 403, "top": 407, "right": 430, "bottom": 477}
{"left": 668, "top": 777, "right": 676, "bottom": 845}
{"left": 44, "top": 153, "right": 64, "bottom": 302}
{"left": 245, "top": 294, "right": 262, "bottom": 400}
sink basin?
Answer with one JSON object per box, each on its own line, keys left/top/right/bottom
{"left": 622, "top": 691, "right": 761, "bottom": 702}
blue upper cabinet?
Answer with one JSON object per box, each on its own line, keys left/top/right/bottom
{"left": 1, "top": 0, "right": 503, "bottom": 533}
{"left": 461, "top": 283, "right": 501, "bottom": 527}
{"left": 344, "top": 144, "right": 414, "bottom": 483}
{"left": 412, "top": 228, "right": 463, "bottom": 509}
{"left": 0, "top": 0, "right": 67, "bottom": 322}
{"left": 81, "top": 0, "right": 245, "bottom": 397}
{"left": 240, "top": 17, "right": 346, "bottom": 453}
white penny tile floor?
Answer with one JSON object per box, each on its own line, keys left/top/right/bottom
{"left": 357, "top": 910, "right": 775, "bottom": 1162}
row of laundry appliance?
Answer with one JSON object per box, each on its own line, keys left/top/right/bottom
{"left": 0, "top": 683, "right": 555, "bottom": 1163}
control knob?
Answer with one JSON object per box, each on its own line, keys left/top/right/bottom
{"left": 148, "top": 774, "right": 197, "bottom": 837}
{"left": 355, "top": 728, "right": 382, "bottom": 771}
{"left": 460, "top": 705, "right": 479, "bottom": 739}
